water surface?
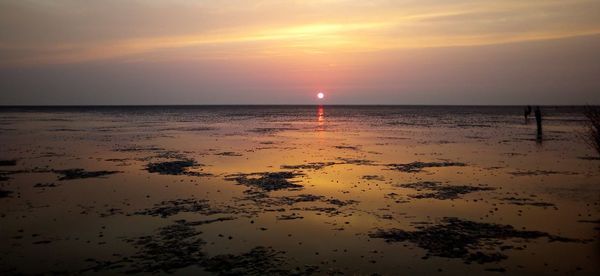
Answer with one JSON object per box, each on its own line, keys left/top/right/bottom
{"left": 0, "top": 106, "right": 598, "bottom": 275}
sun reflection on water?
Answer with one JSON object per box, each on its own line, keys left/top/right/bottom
{"left": 317, "top": 105, "right": 325, "bottom": 131}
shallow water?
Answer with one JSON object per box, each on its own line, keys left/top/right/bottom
{"left": 0, "top": 106, "right": 598, "bottom": 275}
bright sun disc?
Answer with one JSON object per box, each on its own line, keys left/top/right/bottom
{"left": 317, "top": 92, "right": 324, "bottom": 99}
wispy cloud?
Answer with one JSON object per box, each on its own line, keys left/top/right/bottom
{"left": 1, "top": 0, "right": 599, "bottom": 66}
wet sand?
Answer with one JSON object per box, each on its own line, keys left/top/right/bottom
{"left": 0, "top": 106, "right": 598, "bottom": 275}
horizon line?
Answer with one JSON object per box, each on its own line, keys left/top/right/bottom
{"left": 1, "top": 104, "right": 598, "bottom": 108}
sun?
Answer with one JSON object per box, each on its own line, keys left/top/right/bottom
{"left": 317, "top": 92, "right": 324, "bottom": 99}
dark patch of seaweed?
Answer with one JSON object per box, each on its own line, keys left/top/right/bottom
{"left": 388, "top": 161, "right": 466, "bottom": 173}
{"left": 0, "top": 160, "right": 17, "bottom": 166}
{"left": 277, "top": 213, "right": 304, "bottom": 220}
{"left": 85, "top": 221, "right": 316, "bottom": 275}
{"left": 362, "top": 175, "right": 385, "bottom": 181}
{"left": 86, "top": 221, "right": 206, "bottom": 274}
{"left": 177, "top": 217, "right": 237, "bottom": 226}
{"left": 281, "top": 162, "right": 336, "bottom": 170}
{"left": 215, "top": 152, "right": 243, "bottom": 157}
{"left": 53, "top": 168, "right": 121, "bottom": 181}
{"left": 115, "top": 146, "right": 165, "bottom": 152}
{"left": 234, "top": 192, "right": 358, "bottom": 217}
{"left": 369, "top": 217, "right": 585, "bottom": 264}
{"left": 334, "top": 145, "right": 360, "bottom": 150}
{"left": 248, "top": 127, "right": 298, "bottom": 134}
{"left": 34, "top": 182, "right": 58, "bottom": 188}
{"left": 145, "top": 160, "right": 211, "bottom": 176}
{"left": 396, "top": 181, "right": 495, "bottom": 200}
{"left": 0, "top": 188, "right": 13, "bottom": 198}
{"left": 133, "top": 199, "right": 222, "bottom": 218}
{"left": 336, "top": 157, "right": 376, "bottom": 166}
{"left": 226, "top": 172, "right": 303, "bottom": 191}
{"left": 498, "top": 197, "right": 555, "bottom": 207}
{"left": 202, "top": 246, "right": 317, "bottom": 276}
{"left": 508, "top": 170, "right": 578, "bottom": 176}
{"left": 578, "top": 156, "right": 600, "bottom": 161}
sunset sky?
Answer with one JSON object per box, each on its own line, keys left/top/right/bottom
{"left": 1, "top": 0, "right": 599, "bottom": 105}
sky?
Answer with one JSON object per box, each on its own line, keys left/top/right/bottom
{"left": 0, "top": 0, "right": 599, "bottom": 105}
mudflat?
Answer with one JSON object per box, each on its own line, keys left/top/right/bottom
{"left": 0, "top": 105, "right": 598, "bottom": 275}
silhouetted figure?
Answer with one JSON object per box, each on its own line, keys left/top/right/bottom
{"left": 534, "top": 106, "right": 542, "bottom": 142}
{"left": 524, "top": 105, "right": 532, "bottom": 123}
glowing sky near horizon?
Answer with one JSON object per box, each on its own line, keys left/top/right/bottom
{"left": 0, "top": 0, "right": 599, "bottom": 104}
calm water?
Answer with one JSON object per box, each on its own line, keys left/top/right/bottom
{"left": 0, "top": 106, "right": 598, "bottom": 275}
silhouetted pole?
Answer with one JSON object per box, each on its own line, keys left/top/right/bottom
{"left": 534, "top": 106, "right": 542, "bottom": 140}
